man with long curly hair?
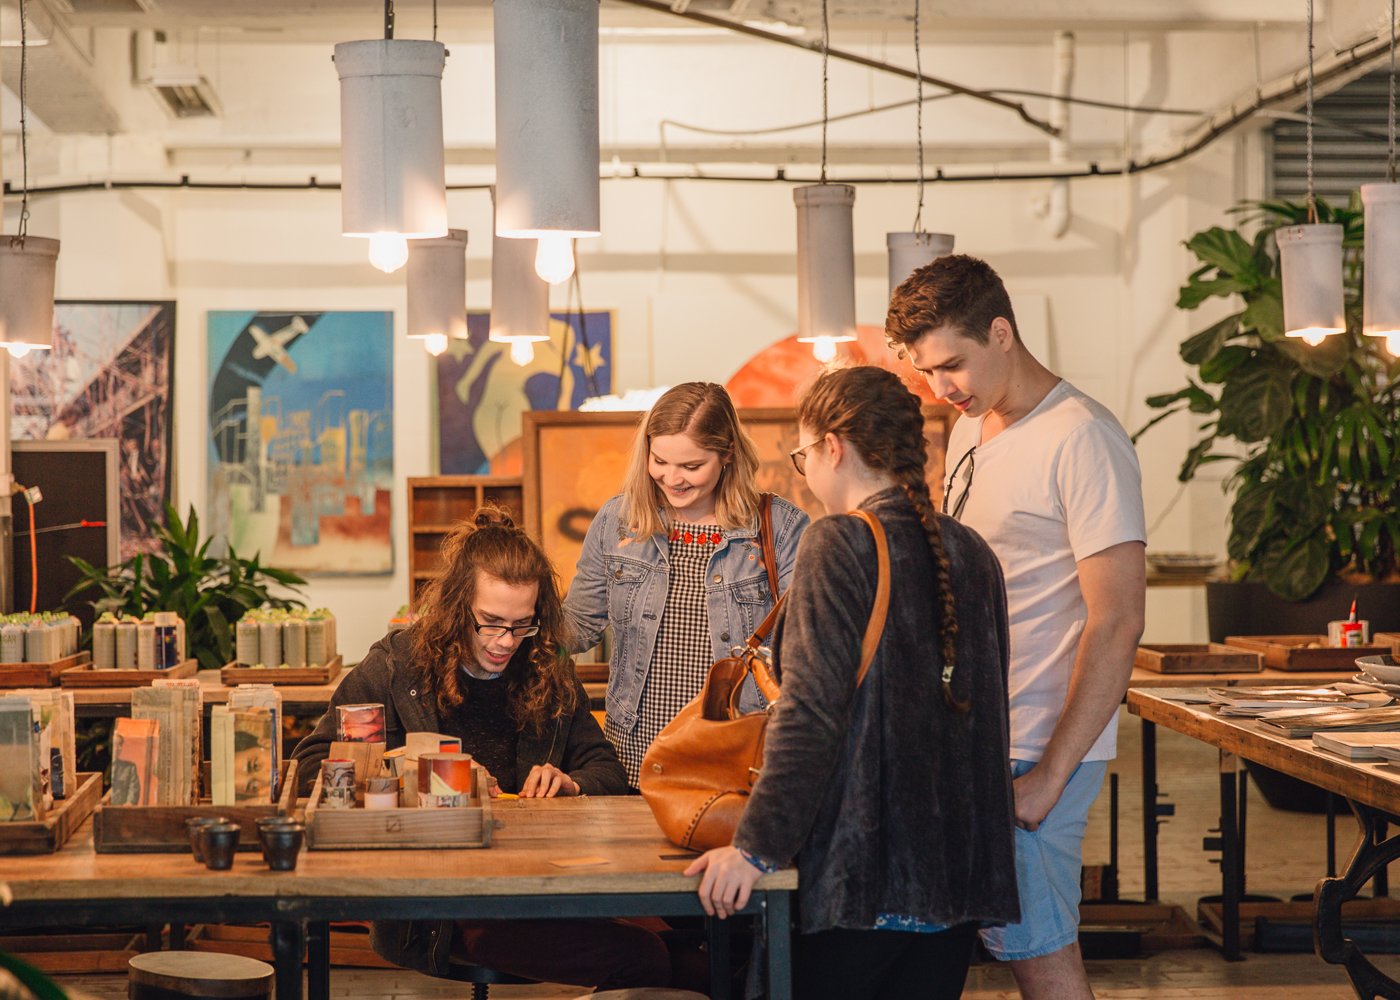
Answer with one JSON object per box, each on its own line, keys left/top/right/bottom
{"left": 292, "top": 507, "right": 668, "bottom": 990}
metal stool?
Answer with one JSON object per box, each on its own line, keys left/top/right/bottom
{"left": 438, "top": 959, "right": 537, "bottom": 1000}
{"left": 128, "top": 951, "right": 273, "bottom": 1000}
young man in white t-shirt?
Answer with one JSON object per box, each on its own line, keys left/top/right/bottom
{"left": 886, "top": 254, "right": 1146, "bottom": 999}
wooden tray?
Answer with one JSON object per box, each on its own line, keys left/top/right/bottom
{"left": 1222, "top": 634, "right": 1392, "bottom": 671}
{"left": 1135, "top": 643, "right": 1263, "bottom": 674}
{"left": 93, "top": 760, "right": 298, "bottom": 853}
{"left": 60, "top": 658, "right": 198, "bottom": 688}
{"left": 0, "top": 651, "right": 91, "bottom": 688}
{"left": 303, "top": 767, "right": 495, "bottom": 850}
{"left": 219, "top": 654, "right": 343, "bottom": 687}
{"left": 0, "top": 772, "right": 101, "bottom": 855}
{"left": 1375, "top": 632, "right": 1400, "bottom": 653}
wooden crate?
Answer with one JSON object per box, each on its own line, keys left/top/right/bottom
{"left": 1376, "top": 632, "right": 1400, "bottom": 653}
{"left": 1222, "top": 634, "right": 1392, "bottom": 671}
{"left": 0, "top": 651, "right": 91, "bottom": 688}
{"left": 93, "top": 760, "right": 298, "bottom": 853}
{"left": 0, "top": 772, "right": 101, "bottom": 855}
{"left": 0, "top": 930, "right": 142, "bottom": 973}
{"left": 1134, "top": 643, "right": 1263, "bottom": 674}
{"left": 220, "top": 653, "right": 343, "bottom": 687}
{"left": 60, "top": 657, "right": 198, "bottom": 688}
{"left": 304, "top": 766, "right": 495, "bottom": 850}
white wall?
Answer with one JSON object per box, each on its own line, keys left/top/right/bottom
{"left": 2, "top": 23, "right": 1312, "bottom": 657}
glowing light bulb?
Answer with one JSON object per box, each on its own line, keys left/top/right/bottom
{"left": 508, "top": 339, "right": 536, "bottom": 366}
{"left": 368, "top": 233, "right": 409, "bottom": 274}
{"left": 810, "top": 337, "right": 838, "bottom": 363}
{"left": 422, "top": 333, "right": 448, "bottom": 357}
{"left": 534, "top": 234, "right": 576, "bottom": 285}
{"left": 1387, "top": 334, "right": 1400, "bottom": 358}
{"left": 1297, "top": 329, "right": 1328, "bottom": 347}
{"left": 6, "top": 344, "right": 32, "bottom": 359}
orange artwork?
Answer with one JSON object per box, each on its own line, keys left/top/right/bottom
{"left": 725, "top": 325, "right": 936, "bottom": 409}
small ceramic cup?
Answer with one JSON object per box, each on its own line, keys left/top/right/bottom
{"left": 259, "top": 822, "right": 306, "bottom": 871}
{"left": 254, "top": 816, "right": 301, "bottom": 862}
{"left": 186, "top": 816, "right": 229, "bottom": 863}
{"left": 200, "top": 822, "right": 242, "bottom": 871}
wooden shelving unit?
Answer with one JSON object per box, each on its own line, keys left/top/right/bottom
{"left": 407, "top": 476, "right": 525, "bottom": 608}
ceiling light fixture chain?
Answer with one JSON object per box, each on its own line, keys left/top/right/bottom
{"left": 13, "top": 0, "right": 31, "bottom": 247}
{"left": 1389, "top": 0, "right": 1396, "bottom": 182}
{"left": 913, "top": 0, "right": 925, "bottom": 233}
{"left": 1306, "top": 0, "right": 1317, "bottom": 223}
{"left": 820, "top": 0, "right": 830, "bottom": 185}
{"left": 433, "top": 0, "right": 438, "bottom": 42}
{"left": 384, "top": 0, "right": 395, "bottom": 40}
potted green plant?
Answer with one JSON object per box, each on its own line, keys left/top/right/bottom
{"left": 1137, "top": 194, "right": 1400, "bottom": 639}
{"left": 66, "top": 503, "right": 307, "bottom": 671}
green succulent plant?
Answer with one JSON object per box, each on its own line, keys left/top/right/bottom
{"left": 1136, "top": 194, "right": 1400, "bottom": 601}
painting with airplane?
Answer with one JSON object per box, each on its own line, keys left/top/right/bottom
{"left": 207, "top": 310, "right": 393, "bottom": 575}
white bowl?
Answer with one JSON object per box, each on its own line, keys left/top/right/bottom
{"left": 1356, "top": 655, "right": 1400, "bottom": 684}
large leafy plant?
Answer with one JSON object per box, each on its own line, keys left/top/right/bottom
{"left": 67, "top": 504, "right": 307, "bottom": 670}
{"left": 1137, "top": 195, "right": 1400, "bottom": 601}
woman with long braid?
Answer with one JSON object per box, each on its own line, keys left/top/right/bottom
{"left": 687, "top": 366, "right": 1019, "bottom": 1000}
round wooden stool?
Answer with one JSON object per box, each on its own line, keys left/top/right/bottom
{"left": 585, "top": 991, "right": 709, "bottom": 1000}
{"left": 128, "top": 952, "right": 274, "bottom": 1000}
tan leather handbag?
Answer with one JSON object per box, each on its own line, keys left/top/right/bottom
{"left": 639, "top": 508, "right": 891, "bottom": 852}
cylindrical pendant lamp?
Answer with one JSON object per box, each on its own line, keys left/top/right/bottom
{"left": 1276, "top": 223, "right": 1345, "bottom": 346}
{"left": 795, "top": 184, "right": 857, "bottom": 363}
{"left": 490, "top": 231, "right": 551, "bottom": 367}
{"left": 1362, "top": 183, "right": 1400, "bottom": 357}
{"left": 887, "top": 231, "right": 955, "bottom": 297}
{"left": 335, "top": 39, "right": 448, "bottom": 274}
{"left": 406, "top": 229, "right": 467, "bottom": 357}
{"left": 493, "top": 0, "right": 601, "bottom": 285}
{"left": 0, "top": 236, "right": 60, "bottom": 358}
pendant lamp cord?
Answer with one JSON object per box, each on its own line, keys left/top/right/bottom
{"left": 913, "top": 0, "right": 925, "bottom": 233}
{"left": 433, "top": 0, "right": 438, "bottom": 42}
{"left": 1389, "top": 0, "right": 1396, "bottom": 183}
{"left": 12, "top": 0, "right": 31, "bottom": 247}
{"left": 384, "top": 0, "right": 395, "bottom": 40}
{"left": 820, "top": 0, "right": 830, "bottom": 184}
{"left": 1306, "top": 0, "right": 1317, "bottom": 223}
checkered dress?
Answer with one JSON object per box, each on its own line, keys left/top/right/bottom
{"left": 616, "top": 524, "right": 721, "bottom": 787}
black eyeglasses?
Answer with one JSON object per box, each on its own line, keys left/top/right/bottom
{"left": 789, "top": 439, "right": 821, "bottom": 477}
{"left": 468, "top": 611, "right": 540, "bottom": 639}
{"left": 942, "top": 447, "right": 976, "bottom": 521}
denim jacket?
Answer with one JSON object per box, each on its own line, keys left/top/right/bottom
{"left": 563, "top": 493, "right": 808, "bottom": 736}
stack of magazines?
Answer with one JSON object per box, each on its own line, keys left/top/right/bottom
{"left": 1312, "top": 732, "right": 1400, "bottom": 760}
{"left": 1207, "top": 687, "right": 1376, "bottom": 718}
{"left": 1259, "top": 706, "right": 1400, "bottom": 739}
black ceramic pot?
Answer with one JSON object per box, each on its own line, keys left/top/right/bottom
{"left": 201, "top": 822, "right": 242, "bottom": 870}
{"left": 260, "top": 823, "right": 305, "bottom": 871}
{"left": 186, "top": 816, "right": 229, "bottom": 863}
{"left": 255, "top": 816, "right": 301, "bottom": 862}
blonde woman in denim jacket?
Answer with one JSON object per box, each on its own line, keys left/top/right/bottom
{"left": 563, "top": 383, "right": 808, "bottom": 787}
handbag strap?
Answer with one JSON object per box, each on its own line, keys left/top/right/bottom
{"left": 758, "top": 493, "right": 779, "bottom": 599}
{"left": 741, "top": 509, "right": 891, "bottom": 703}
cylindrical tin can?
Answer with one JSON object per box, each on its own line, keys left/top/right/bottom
{"left": 364, "top": 775, "right": 399, "bottom": 810}
{"left": 258, "top": 620, "right": 282, "bottom": 669}
{"left": 320, "top": 759, "right": 357, "bottom": 809}
{"left": 335, "top": 703, "right": 385, "bottom": 743}
{"left": 417, "top": 752, "right": 475, "bottom": 807}
{"left": 115, "top": 620, "right": 138, "bottom": 669}
{"left": 1, "top": 623, "right": 25, "bottom": 663}
{"left": 236, "top": 618, "right": 260, "bottom": 668}
{"left": 136, "top": 620, "right": 157, "bottom": 670}
{"left": 92, "top": 621, "right": 117, "bottom": 669}
{"left": 26, "top": 621, "right": 50, "bottom": 663}
{"left": 283, "top": 619, "right": 307, "bottom": 668}
{"left": 305, "top": 618, "right": 329, "bottom": 667}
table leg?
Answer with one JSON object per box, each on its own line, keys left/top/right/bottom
{"left": 269, "top": 920, "right": 305, "bottom": 1000}
{"left": 1316, "top": 801, "right": 1400, "bottom": 998}
{"left": 765, "top": 891, "right": 792, "bottom": 1000}
{"left": 1141, "top": 719, "right": 1159, "bottom": 902}
{"left": 306, "top": 921, "right": 330, "bottom": 1000}
{"left": 1219, "top": 751, "right": 1242, "bottom": 962}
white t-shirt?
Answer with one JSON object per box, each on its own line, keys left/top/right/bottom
{"left": 944, "top": 380, "right": 1146, "bottom": 763}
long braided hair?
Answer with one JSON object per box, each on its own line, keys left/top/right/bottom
{"left": 797, "top": 366, "right": 969, "bottom": 712}
{"left": 412, "top": 506, "right": 576, "bottom": 730}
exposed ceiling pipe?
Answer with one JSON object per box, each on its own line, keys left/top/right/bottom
{"left": 1042, "top": 30, "right": 1073, "bottom": 238}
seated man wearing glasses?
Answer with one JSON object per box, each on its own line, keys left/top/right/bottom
{"left": 292, "top": 507, "right": 668, "bottom": 991}
{"left": 886, "top": 255, "right": 1146, "bottom": 1000}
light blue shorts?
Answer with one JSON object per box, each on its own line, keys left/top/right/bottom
{"left": 979, "top": 758, "right": 1108, "bottom": 962}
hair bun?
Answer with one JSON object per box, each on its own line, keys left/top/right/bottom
{"left": 473, "top": 505, "right": 516, "bottom": 530}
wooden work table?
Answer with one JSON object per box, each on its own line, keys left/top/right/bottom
{"left": 0, "top": 796, "right": 795, "bottom": 1000}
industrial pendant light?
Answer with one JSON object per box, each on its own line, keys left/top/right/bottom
{"left": 885, "top": 0, "right": 953, "bottom": 298}
{"left": 1277, "top": 0, "right": 1345, "bottom": 346}
{"left": 795, "top": 0, "right": 857, "bottom": 363}
{"left": 490, "top": 229, "right": 551, "bottom": 368}
{"left": 1362, "top": 0, "right": 1400, "bottom": 358}
{"left": 406, "top": 229, "right": 467, "bottom": 357}
{"left": 335, "top": 0, "right": 448, "bottom": 274}
{"left": 493, "top": 0, "right": 601, "bottom": 285}
{"left": 0, "top": 0, "right": 59, "bottom": 360}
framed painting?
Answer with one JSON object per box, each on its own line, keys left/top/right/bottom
{"left": 9, "top": 301, "right": 176, "bottom": 561}
{"left": 522, "top": 405, "right": 956, "bottom": 590}
{"left": 434, "top": 310, "right": 614, "bottom": 477}
{"left": 206, "top": 310, "right": 394, "bottom": 576}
